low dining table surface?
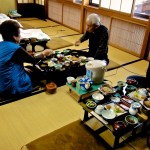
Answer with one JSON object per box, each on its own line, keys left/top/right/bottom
{"left": 67, "top": 79, "right": 150, "bottom": 149}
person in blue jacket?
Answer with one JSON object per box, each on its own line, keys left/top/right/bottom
{"left": 0, "top": 20, "right": 53, "bottom": 97}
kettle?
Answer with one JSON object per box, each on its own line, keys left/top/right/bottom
{"left": 129, "top": 102, "right": 141, "bottom": 115}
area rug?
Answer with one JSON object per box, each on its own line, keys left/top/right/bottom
{"left": 23, "top": 120, "right": 108, "bottom": 150}
{"left": 46, "top": 37, "right": 73, "bottom": 50}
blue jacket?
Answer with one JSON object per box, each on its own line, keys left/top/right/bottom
{"left": 0, "top": 41, "right": 32, "bottom": 95}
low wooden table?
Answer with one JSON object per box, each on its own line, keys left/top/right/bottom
{"left": 20, "top": 39, "right": 49, "bottom": 52}
{"left": 80, "top": 100, "right": 144, "bottom": 149}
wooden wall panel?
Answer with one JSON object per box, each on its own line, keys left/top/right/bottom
{"left": 63, "top": 5, "right": 81, "bottom": 31}
{"left": 48, "top": 0, "right": 62, "bottom": 23}
{"left": 109, "top": 19, "right": 146, "bottom": 56}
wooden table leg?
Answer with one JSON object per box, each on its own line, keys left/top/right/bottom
{"left": 83, "top": 110, "right": 89, "bottom": 121}
{"left": 113, "top": 136, "right": 120, "bottom": 149}
{"left": 69, "top": 88, "right": 72, "bottom": 93}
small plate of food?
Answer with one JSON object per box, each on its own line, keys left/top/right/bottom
{"left": 86, "top": 100, "right": 97, "bottom": 109}
{"left": 104, "top": 102, "right": 126, "bottom": 116}
{"left": 98, "top": 84, "right": 116, "bottom": 95}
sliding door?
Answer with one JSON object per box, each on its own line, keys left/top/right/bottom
{"left": 17, "top": 0, "right": 46, "bottom": 20}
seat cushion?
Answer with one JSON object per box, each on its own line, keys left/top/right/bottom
{"left": 25, "top": 120, "right": 107, "bottom": 150}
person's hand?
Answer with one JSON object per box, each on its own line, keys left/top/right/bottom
{"left": 42, "top": 49, "right": 53, "bottom": 57}
{"left": 75, "top": 40, "right": 81, "bottom": 46}
{"left": 24, "top": 67, "right": 32, "bottom": 74}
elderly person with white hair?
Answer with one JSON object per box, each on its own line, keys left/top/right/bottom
{"left": 75, "top": 13, "right": 109, "bottom": 64}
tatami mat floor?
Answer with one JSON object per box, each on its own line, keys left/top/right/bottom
{"left": 0, "top": 18, "right": 149, "bottom": 150}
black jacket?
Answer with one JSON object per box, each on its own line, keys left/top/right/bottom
{"left": 80, "top": 25, "right": 109, "bottom": 63}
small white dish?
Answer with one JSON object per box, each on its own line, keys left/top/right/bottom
{"left": 95, "top": 105, "right": 104, "bottom": 115}
{"left": 101, "top": 109, "right": 116, "bottom": 120}
{"left": 111, "top": 97, "right": 120, "bottom": 103}
{"left": 92, "top": 92, "right": 104, "bottom": 103}
{"left": 67, "top": 76, "right": 75, "bottom": 84}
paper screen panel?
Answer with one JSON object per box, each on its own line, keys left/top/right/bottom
{"left": 63, "top": 5, "right": 81, "bottom": 31}
{"left": 48, "top": 1, "right": 63, "bottom": 23}
{"left": 109, "top": 19, "right": 146, "bottom": 56}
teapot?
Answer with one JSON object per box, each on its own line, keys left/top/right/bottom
{"left": 129, "top": 102, "right": 141, "bottom": 115}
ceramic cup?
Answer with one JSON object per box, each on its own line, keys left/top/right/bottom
{"left": 95, "top": 105, "right": 104, "bottom": 115}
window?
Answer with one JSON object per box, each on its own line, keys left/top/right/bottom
{"left": 89, "top": 0, "right": 150, "bottom": 20}
{"left": 90, "top": 0, "right": 133, "bottom": 14}
{"left": 110, "top": 0, "right": 121, "bottom": 11}
{"left": 35, "top": 0, "right": 45, "bottom": 5}
{"left": 17, "top": 0, "right": 34, "bottom": 3}
{"left": 133, "top": 0, "right": 150, "bottom": 19}
{"left": 89, "top": 0, "right": 99, "bottom": 6}
{"left": 101, "top": 0, "right": 110, "bottom": 8}
{"left": 121, "top": 0, "right": 133, "bottom": 13}
{"left": 74, "top": 0, "right": 82, "bottom": 3}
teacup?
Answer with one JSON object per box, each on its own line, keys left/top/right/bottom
{"left": 95, "top": 105, "right": 104, "bottom": 115}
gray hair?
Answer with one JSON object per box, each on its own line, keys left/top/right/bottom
{"left": 86, "top": 13, "right": 100, "bottom": 26}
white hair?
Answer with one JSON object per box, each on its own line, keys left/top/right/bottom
{"left": 86, "top": 13, "right": 100, "bottom": 26}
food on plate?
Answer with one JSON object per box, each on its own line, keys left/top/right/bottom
{"left": 126, "top": 79, "right": 137, "bottom": 85}
{"left": 102, "top": 86, "right": 112, "bottom": 93}
{"left": 117, "top": 81, "right": 127, "bottom": 87}
{"left": 133, "top": 92, "right": 146, "bottom": 100}
{"left": 114, "top": 105, "right": 124, "bottom": 113}
{"left": 143, "top": 99, "right": 150, "bottom": 108}
{"left": 65, "top": 55, "right": 72, "bottom": 60}
{"left": 79, "top": 56, "right": 87, "bottom": 61}
{"left": 106, "top": 105, "right": 111, "bottom": 110}
{"left": 121, "top": 96, "right": 133, "bottom": 104}
{"left": 125, "top": 115, "right": 138, "bottom": 125}
{"left": 119, "top": 104, "right": 129, "bottom": 110}
{"left": 86, "top": 101, "right": 97, "bottom": 109}
{"left": 128, "top": 91, "right": 146, "bottom": 101}
{"left": 71, "top": 56, "right": 79, "bottom": 61}
{"left": 99, "top": 84, "right": 116, "bottom": 95}
{"left": 105, "top": 103, "right": 125, "bottom": 114}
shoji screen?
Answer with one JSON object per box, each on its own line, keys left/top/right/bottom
{"left": 48, "top": 1, "right": 63, "bottom": 23}
{"left": 63, "top": 4, "right": 81, "bottom": 31}
{"left": 109, "top": 19, "right": 146, "bottom": 57}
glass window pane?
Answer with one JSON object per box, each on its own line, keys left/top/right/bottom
{"left": 92, "top": 0, "right": 99, "bottom": 5}
{"left": 35, "top": 0, "right": 39, "bottom": 4}
{"left": 42, "top": 0, "right": 45, "bottom": 5}
{"left": 101, "top": 0, "right": 110, "bottom": 8}
{"left": 110, "top": 0, "right": 121, "bottom": 11}
{"left": 133, "top": 0, "right": 150, "bottom": 19}
{"left": 121, "top": 0, "right": 133, "bottom": 13}
{"left": 28, "top": 0, "right": 34, "bottom": 3}
{"left": 23, "top": 0, "right": 29, "bottom": 3}
{"left": 18, "top": 0, "right": 23, "bottom": 3}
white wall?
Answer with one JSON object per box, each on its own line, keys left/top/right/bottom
{"left": 0, "top": 0, "right": 16, "bottom": 14}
